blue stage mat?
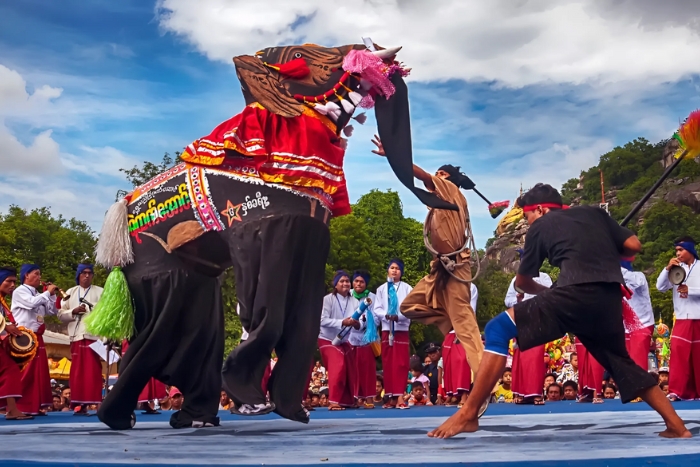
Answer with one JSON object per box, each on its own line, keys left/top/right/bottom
{"left": 1, "top": 401, "right": 698, "bottom": 466}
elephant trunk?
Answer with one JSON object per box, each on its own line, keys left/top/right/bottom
{"left": 374, "top": 73, "right": 458, "bottom": 211}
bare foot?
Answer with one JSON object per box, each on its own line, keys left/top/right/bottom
{"left": 427, "top": 410, "right": 478, "bottom": 439}
{"left": 659, "top": 428, "right": 692, "bottom": 439}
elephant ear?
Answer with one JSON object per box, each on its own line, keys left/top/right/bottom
{"left": 233, "top": 55, "right": 305, "bottom": 118}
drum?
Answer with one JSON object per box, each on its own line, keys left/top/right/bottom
{"left": 0, "top": 314, "right": 5, "bottom": 335}
{"left": 668, "top": 265, "right": 687, "bottom": 285}
{"left": 8, "top": 326, "right": 38, "bottom": 370}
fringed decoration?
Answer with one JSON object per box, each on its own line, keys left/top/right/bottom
{"left": 348, "top": 91, "right": 363, "bottom": 106}
{"left": 84, "top": 267, "right": 134, "bottom": 341}
{"left": 353, "top": 112, "right": 367, "bottom": 124}
{"left": 325, "top": 102, "right": 342, "bottom": 121}
{"left": 343, "top": 125, "right": 354, "bottom": 137}
{"left": 339, "top": 96, "right": 355, "bottom": 114}
{"left": 342, "top": 50, "right": 396, "bottom": 100}
{"left": 362, "top": 306, "right": 379, "bottom": 345}
{"left": 678, "top": 109, "right": 700, "bottom": 158}
{"left": 95, "top": 199, "right": 133, "bottom": 268}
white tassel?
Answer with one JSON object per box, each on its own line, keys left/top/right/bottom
{"left": 328, "top": 108, "right": 342, "bottom": 121}
{"left": 348, "top": 91, "right": 363, "bottom": 106}
{"left": 324, "top": 102, "right": 342, "bottom": 121}
{"left": 353, "top": 112, "right": 367, "bottom": 124}
{"left": 343, "top": 125, "right": 354, "bottom": 137}
{"left": 340, "top": 98, "right": 354, "bottom": 114}
{"left": 95, "top": 198, "right": 134, "bottom": 268}
{"left": 314, "top": 103, "right": 329, "bottom": 115}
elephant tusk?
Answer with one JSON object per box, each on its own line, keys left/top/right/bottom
{"left": 372, "top": 46, "right": 402, "bottom": 59}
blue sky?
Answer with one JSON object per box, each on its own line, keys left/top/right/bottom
{"left": 2, "top": 0, "right": 700, "bottom": 248}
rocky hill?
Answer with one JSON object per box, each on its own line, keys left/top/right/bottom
{"left": 482, "top": 137, "right": 700, "bottom": 281}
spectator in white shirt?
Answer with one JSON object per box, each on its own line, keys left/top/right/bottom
{"left": 374, "top": 259, "right": 413, "bottom": 408}
{"left": 620, "top": 257, "right": 655, "bottom": 371}
{"left": 656, "top": 236, "right": 700, "bottom": 401}
{"left": 11, "top": 264, "right": 57, "bottom": 415}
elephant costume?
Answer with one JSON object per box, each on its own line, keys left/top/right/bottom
{"left": 92, "top": 40, "right": 454, "bottom": 430}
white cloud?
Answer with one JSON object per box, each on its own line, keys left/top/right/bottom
{"left": 0, "top": 65, "right": 65, "bottom": 173}
{"left": 156, "top": 0, "right": 700, "bottom": 87}
{"left": 0, "top": 64, "right": 140, "bottom": 229}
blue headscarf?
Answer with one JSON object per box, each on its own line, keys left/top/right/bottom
{"left": 76, "top": 263, "right": 94, "bottom": 285}
{"left": 387, "top": 258, "right": 404, "bottom": 278}
{"left": 0, "top": 267, "right": 17, "bottom": 286}
{"left": 675, "top": 241, "right": 699, "bottom": 260}
{"left": 333, "top": 270, "right": 350, "bottom": 287}
{"left": 620, "top": 256, "right": 635, "bottom": 271}
{"left": 352, "top": 270, "right": 370, "bottom": 287}
{"left": 20, "top": 264, "right": 40, "bottom": 285}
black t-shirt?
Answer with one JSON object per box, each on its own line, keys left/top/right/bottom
{"left": 424, "top": 362, "right": 439, "bottom": 389}
{"left": 518, "top": 206, "right": 633, "bottom": 287}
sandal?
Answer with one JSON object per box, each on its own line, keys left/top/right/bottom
{"left": 363, "top": 402, "right": 375, "bottom": 409}
{"left": 592, "top": 398, "right": 604, "bottom": 404}
{"left": 328, "top": 404, "right": 345, "bottom": 411}
{"left": 533, "top": 398, "right": 545, "bottom": 405}
{"left": 382, "top": 403, "right": 395, "bottom": 409}
{"left": 5, "top": 414, "right": 34, "bottom": 421}
{"left": 397, "top": 403, "right": 410, "bottom": 410}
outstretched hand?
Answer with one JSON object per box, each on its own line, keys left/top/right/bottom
{"left": 371, "top": 135, "right": 386, "bottom": 157}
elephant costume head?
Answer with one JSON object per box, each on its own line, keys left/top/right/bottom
{"left": 232, "top": 41, "right": 456, "bottom": 210}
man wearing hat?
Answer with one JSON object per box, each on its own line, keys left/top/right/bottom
{"left": 657, "top": 236, "right": 700, "bottom": 401}
{"left": 11, "top": 264, "right": 58, "bottom": 415}
{"left": 373, "top": 139, "right": 483, "bottom": 387}
{"left": 0, "top": 267, "right": 33, "bottom": 420}
{"left": 373, "top": 259, "right": 413, "bottom": 408}
{"left": 58, "top": 264, "right": 104, "bottom": 415}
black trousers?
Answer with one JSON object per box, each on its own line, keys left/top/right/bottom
{"left": 98, "top": 269, "right": 225, "bottom": 429}
{"left": 222, "top": 213, "right": 330, "bottom": 423}
{"left": 514, "top": 282, "right": 657, "bottom": 402}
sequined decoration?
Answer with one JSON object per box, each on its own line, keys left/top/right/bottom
{"left": 187, "top": 165, "right": 225, "bottom": 232}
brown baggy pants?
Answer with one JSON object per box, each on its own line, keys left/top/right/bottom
{"left": 401, "top": 259, "right": 483, "bottom": 374}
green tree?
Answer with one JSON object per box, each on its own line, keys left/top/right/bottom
{"left": 116, "top": 152, "right": 182, "bottom": 199}
{"left": 0, "top": 206, "right": 102, "bottom": 292}
{"left": 637, "top": 201, "right": 700, "bottom": 266}
{"left": 472, "top": 261, "right": 514, "bottom": 328}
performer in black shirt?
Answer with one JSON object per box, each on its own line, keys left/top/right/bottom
{"left": 428, "top": 183, "right": 691, "bottom": 439}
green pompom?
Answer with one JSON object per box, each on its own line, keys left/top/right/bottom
{"left": 84, "top": 267, "right": 134, "bottom": 341}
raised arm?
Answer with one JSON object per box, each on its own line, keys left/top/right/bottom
{"left": 372, "top": 135, "right": 435, "bottom": 191}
